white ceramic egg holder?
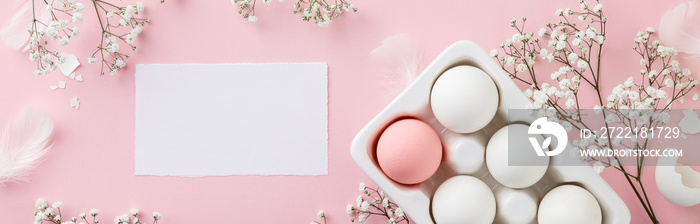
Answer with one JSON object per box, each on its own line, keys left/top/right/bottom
{"left": 351, "top": 40, "right": 630, "bottom": 224}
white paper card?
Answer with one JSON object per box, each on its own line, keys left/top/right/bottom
{"left": 135, "top": 63, "right": 328, "bottom": 176}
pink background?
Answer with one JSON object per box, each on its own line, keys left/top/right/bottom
{"left": 1, "top": 0, "right": 700, "bottom": 223}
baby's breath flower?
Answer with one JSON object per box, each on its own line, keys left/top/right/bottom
{"left": 346, "top": 204, "right": 354, "bottom": 214}
{"left": 89, "top": 209, "right": 99, "bottom": 217}
{"left": 152, "top": 212, "right": 162, "bottom": 220}
{"left": 317, "top": 210, "right": 325, "bottom": 218}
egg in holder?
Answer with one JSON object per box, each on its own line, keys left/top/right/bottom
{"left": 351, "top": 40, "right": 630, "bottom": 223}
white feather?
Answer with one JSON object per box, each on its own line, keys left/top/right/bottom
{"left": 370, "top": 34, "right": 422, "bottom": 99}
{"left": 1, "top": 0, "right": 48, "bottom": 51}
{"left": 0, "top": 107, "right": 53, "bottom": 184}
{"left": 659, "top": 1, "right": 700, "bottom": 61}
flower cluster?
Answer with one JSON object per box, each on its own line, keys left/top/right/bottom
{"left": 34, "top": 198, "right": 162, "bottom": 224}
{"left": 230, "top": 0, "right": 356, "bottom": 27}
{"left": 490, "top": 0, "right": 695, "bottom": 223}
{"left": 88, "top": 1, "right": 153, "bottom": 75}
{"left": 346, "top": 183, "right": 409, "bottom": 224}
{"left": 310, "top": 210, "right": 326, "bottom": 224}
{"left": 27, "top": 0, "right": 84, "bottom": 76}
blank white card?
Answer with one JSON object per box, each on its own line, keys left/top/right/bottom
{"left": 135, "top": 63, "right": 328, "bottom": 176}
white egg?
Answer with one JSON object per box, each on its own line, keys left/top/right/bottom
{"left": 486, "top": 124, "right": 549, "bottom": 188}
{"left": 431, "top": 175, "right": 496, "bottom": 224}
{"left": 538, "top": 185, "right": 602, "bottom": 224}
{"left": 494, "top": 187, "right": 538, "bottom": 224}
{"left": 656, "top": 155, "right": 700, "bottom": 206}
{"left": 430, "top": 66, "right": 499, "bottom": 133}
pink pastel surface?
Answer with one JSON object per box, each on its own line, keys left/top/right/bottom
{"left": 377, "top": 119, "right": 442, "bottom": 185}
{"left": 1, "top": 0, "right": 700, "bottom": 223}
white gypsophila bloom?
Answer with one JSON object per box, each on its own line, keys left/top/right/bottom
{"left": 59, "top": 37, "right": 70, "bottom": 46}
{"left": 360, "top": 201, "right": 370, "bottom": 211}
{"left": 540, "top": 48, "right": 549, "bottom": 59}
{"left": 565, "top": 8, "right": 573, "bottom": 15}
{"left": 546, "top": 86, "right": 557, "bottom": 96}
{"left": 559, "top": 33, "right": 569, "bottom": 41}
{"left": 562, "top": 121, "right": 573, "bottom": 132}
{"left": 516, "top": 63, "right": 527, "bottom": 73}
{"left": 547, "top": 54, "right": 555, "bottom": 62}
{"left": 505, "top": 57, "right": 515, "bottom": 66}
{"left": 559, "top": 79, "right": 570, "bottom": 90}
{"left": 133, "top": 218, "right": 139, "bottom": 224}
{"left": 73, "top": 2, "right": 84, "bottom": 12}
{"left": 52, "top": 201, "right": 62, "bottom": 209}
{"left": 115, "top": 214, "right": 129, "bottom": 224}
{"left": 586, "top": 28, "right": 596, "bottom": 39}
{"left": 612, "top": 84, "right": 624, "bottom": 96}
{"left": 657, "top": 45, "right": 678, "bottom": 57}
{"left": 87, "top": 56, "right": 97, "bottom": 64}
{"left": 612, "top": 137, "right": 622, "bottom": 146}
{"left": 137, "top": 2, "right": 144, "bottom": 13}
{"left": 640, "top": 58, "right": 647, "bottom": 66}
{"left": 46, "top": 27, "right": 60, "bottom": 40}
{"left": 646, "top": 27, "right": 655, "bottom": 33}
{"left": 358, "top": 214, "right": 367, "bottom": 223}
{"left": 89, "top": 209, "right": 99, "bottom": 217}
{"left": 45, "top": 208, "right": 54, "bottom": 216}
{"left": 627, "top": 91, "right": 639, "bottom": 100}
{"left": 382, "top": 198, "right": 389, "bottom": 208}
{"left": 119, "top": 19, "right": 128, "bottom": 26}
{"left": 578, "top": 15, "right": 586, "bottom": 22}
{"left": 577, "top": 59, "right": 588, "bottom": 69}
{"left": 489, "top": 49, "right": 498, "bottom": 57}
{"left": 107, "top": 11, "right": 115, "bottom": 19}
{"left": 567, "top": 52, "right": 578, "bottom": 62}
{"left": 551, "top": 71, "right": 561, "bottom": 80}
{"left": 555, "top": 41, "right": 566, "bottom": 51}
{"left": 593, "top": 4, "right": 603, "bottom": 12}
{"left": 29, "top": 51, "right": 40, "bottom": 61}
{"left": 580, "top": 2, "right": 588, "bottom": 10}
{"left": 72, "top": 13, "right": 83, "bottom": 22}
{"left": 656, "top": 89, "right": 668, "bottom": 99}
{"left": 346, "top": 204, "right": 354, "bottom": 214}
{"left": 512, "top": 33, "right": 524, "bottom": 43}
{"left": 359, "top": 182, "right": 366, "bottom": 192}
{"left": 653, "top": 112, "right": 671, "bottom": 124}
{"left": 125, "top": 34, "right": 136, "bottom": 44}
{"left": 565, "top": 90, "right": 574, "bottom": 99}
{"left": 395, "top": 208, "right": 404, "bottom": 217}
{"left": 71, "top": 27, "right": 79, "bottom": 37}
{"left": 596, "top": 36, "right": 604, "bottom": 44}
{"left": 115, "top": 59, "right": 126, "bottom": 68}
{"left": 248, "top": 15, "right": 258, "bottom": 23}
{"left": 129, "top": 209, "right": 138, "bottom": 216}
{"left": 317, "top": 210, "right": 325, "bottom": 218}
{"left": 152, "top": 212, "right": 162, "bottom": 220}
{"left": 637, "top": 115, "right": 649, "bottom": 125}
{"left": 504, "top": 39, "right": 514, "bottom": 47}
{"left": 550, "top": 29, "right": 558, "bottom": 40}
{"left": 605, "top": 115, "right": 616, "bottom": 124}
{"left": 624, "top": 76, "right": 635, "bottom": 87}
{"left": 356, "top": 195, "right": 363, "bottom": 207}
{"left": 389, "top": 218, "right": 397, "bottom": 224}
{"left": 572, "top": 38, "right": 581, "bottom": 47}
{"left": 683, "top": 68, "right": 692, "bottom": 76}
{"left": 649, "top": 70, "right": 659, "bottom": 78}
{"left": 593, "top": 161, "right": 604, "bottom": 174}
{"left": 572, "top": 75, "right": 580, "bottom": 83}
{"left": 539, "top": 28, "right": 546, "bottom": 37}
{"left": 665, "top": 79, "right": 674, "bottom": 87}
{"left": 524, "top": 88, "right": 534, "bottom": 98}
{"left": 555, "top": 8, "right": 563, "bottom": 16}
{"left": 555, "top": 90, "right": 565, "bottom": 98}
{"left": 36, "top": 198, "right": 48, "bottom": 210}
{"left": 566, "top": 98, "right": 575, "bottom": 108}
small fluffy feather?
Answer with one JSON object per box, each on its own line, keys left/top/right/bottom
{"left": 1, "top": 0, "right": 48, "bottom": 51}
{"left": 0, "top": 107, "right": 53, "bottom": 184}
{"left": 659, "top": 1, "right": 700, "bottom": 61}
{"left": 370, "top": 34, "right": 422, "bottom": 99}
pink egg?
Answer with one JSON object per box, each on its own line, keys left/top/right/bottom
{"left": 376, "top": 118, "right": 443, "bottom": 185}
